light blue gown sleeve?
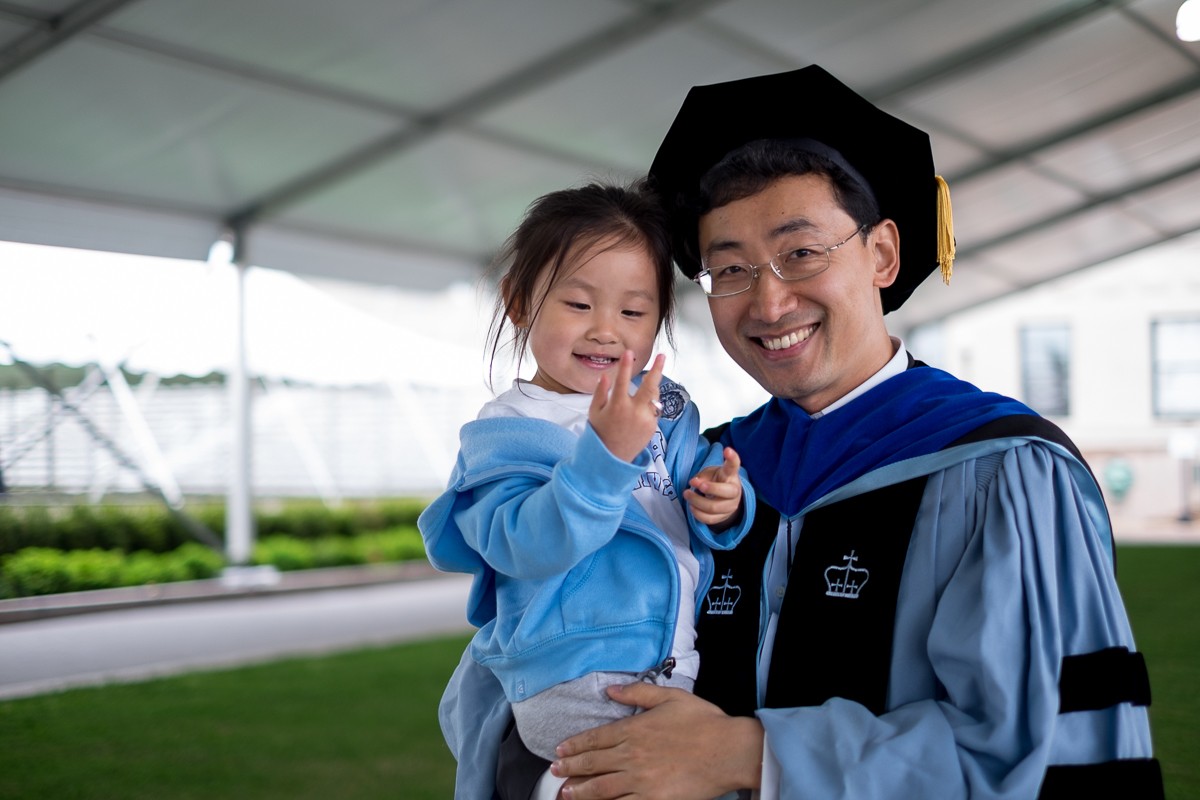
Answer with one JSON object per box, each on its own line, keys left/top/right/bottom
{"left": 757, "top": 442, "right": 1153, "bottom": 799}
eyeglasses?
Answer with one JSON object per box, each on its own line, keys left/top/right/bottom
{"left": 693, "top": 224, "right": 870, "bottom": 297}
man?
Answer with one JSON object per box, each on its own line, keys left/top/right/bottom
{"left": 442, "top": 65, "right": 1161, "bottom": 799}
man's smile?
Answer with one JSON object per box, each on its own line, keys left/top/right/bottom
{"left": 756, "top": 323, "right": 818, "bottom": 352}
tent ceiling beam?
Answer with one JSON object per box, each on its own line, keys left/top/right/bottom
{"left": 951, "top": 72, "right": 1200, "bottom": 184}
{"left": 90, "top": 24, "right": 630, "bottom": 181}
{"left": 225, "top": 0, "right": 729, "bottom": 230}
{"left": 0, "top": 0, "right": 136, "bottom": 83}
{"left": 869, "top": 0, "right": 1116, "bottom": 101}
{"left": 960, "top": 154, "right": 1200, "bottom": 259}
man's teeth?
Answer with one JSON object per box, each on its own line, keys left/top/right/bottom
{"left": 761, "top": 328, "right": 814, "bottom": 351}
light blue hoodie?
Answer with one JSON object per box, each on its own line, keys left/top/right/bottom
{"left": 419, "top": 379, "right": 753, "bottom": 704}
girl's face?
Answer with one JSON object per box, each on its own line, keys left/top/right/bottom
{"left": 521, "top": 238, "right": 662, "bottom": 395}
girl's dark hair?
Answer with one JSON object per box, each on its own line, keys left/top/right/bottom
{"left": 484, "top": 177, "right": 675, "bottom": 390}
{"left": 675, "top": 139, "right": 882, "bottom": 273}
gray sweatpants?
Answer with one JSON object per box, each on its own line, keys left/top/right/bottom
{"left": 511, "top": 667, "right": 695, "bottom": 761}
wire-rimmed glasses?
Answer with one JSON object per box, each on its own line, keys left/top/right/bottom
{"left": 693, "top": 224, "right": 869, "bottom": 297}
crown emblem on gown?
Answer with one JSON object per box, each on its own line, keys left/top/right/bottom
{"left": 705, "top": 570, "right": 741, "bottom": 615}
{"left": 825, "top": 551, "right": 869, "bottom": 599}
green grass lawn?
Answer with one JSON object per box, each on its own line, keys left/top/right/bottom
{"left": 1115, "top": 545, "right": 1200, "bottom": 798}
{"left": 0, "top": 545, "right": 1195, "bottom": 799}
{"left": 0, "top": 634, "right": 470, "bottom": 799}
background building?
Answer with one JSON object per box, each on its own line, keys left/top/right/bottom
{"left": 910, "top": 232, "right": 1200, "bottom": 536}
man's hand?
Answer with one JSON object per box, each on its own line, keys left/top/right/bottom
{"left": 550, "top": 682, "right": 764, "bottom": 800}
{"left": 684, "top": 446, "right": 744, "bottom": 529}
{"left": 589, "top": 352, "right": 665, "bottom": 463}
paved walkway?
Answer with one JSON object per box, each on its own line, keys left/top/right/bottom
{"left": 1, "top": 517, "right": 1193, "bottom": 703}
{"left": 0, "top": 569, "right": 472, "bottom": 701}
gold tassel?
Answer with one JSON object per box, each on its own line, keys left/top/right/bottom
{"left": 935, "top": 175, "right": 955, "bottom": 284}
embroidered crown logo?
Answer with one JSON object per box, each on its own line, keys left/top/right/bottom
{"left": 705, "top": 570, "right": 741, "bottom": 615}
{"left": 824, "top": 551, "right": 869, "bottom": 599}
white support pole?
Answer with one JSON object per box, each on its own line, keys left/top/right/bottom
{"left": 227, "top": 256, "right": 254, "bottom": 565}
{"left": 208, "top": 231, "right": 256, "bottom": 570}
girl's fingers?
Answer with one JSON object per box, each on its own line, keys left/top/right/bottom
{"left": 645, "top": 353, "right": 665, "bottom": 394}
{"left": 590, "top": 373, "right": 611, "bottom": 413}
{"left": 717, "top": 447, "right": 742, "bottom": 481}
{"left": 610, "top": 351, "right": 635, "bottom": 399}
{"left": 646, "top": 353, "right": 666, "bottom": 386}
{"left": 634, "top": 353, "right": 666, "bottom": 404}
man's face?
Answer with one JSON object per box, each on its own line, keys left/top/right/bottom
{"left": 698, "top": 173, "right": 900, "bottom": 413}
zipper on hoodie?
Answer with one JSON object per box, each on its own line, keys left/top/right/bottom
{"left": 638, "top": 656, "right": 676, "bottom": 682}
{"left": 624, "top": 516, "right": 683, "bottom": 666}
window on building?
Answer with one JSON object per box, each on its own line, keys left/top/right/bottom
{"left": 1020, "top": 323, "right": 1071, "bottom": 416}
{"left": 1152, "top": 317, "right": 1200, "bottom": 419}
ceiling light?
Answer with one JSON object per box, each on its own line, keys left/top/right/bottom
{"left": 207, "top": 232, "right": 237, "bottom": 266}
{"left": 1179, "top": 0, "right": 1200, "bottom": 42}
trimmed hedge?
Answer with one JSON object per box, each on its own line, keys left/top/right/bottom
{"left": 252, "top": 527, "right": 428, "bottom": 572}
{"left": 0, "top": 504, "right": 184, "bottom": 556}
{"left": 0, "top": 543, "right": 225, "bottom": 598}
{"left": 0, "top": 499, "right": 430, "bottom": 557}
{"left": 0, "top": 526, "right": 429, "bottom": 599}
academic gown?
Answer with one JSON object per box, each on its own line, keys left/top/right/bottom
{"left": 445, "top": 362, "right": 1161, "bottom": 799}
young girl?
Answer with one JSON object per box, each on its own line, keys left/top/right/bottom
{"left": 418, "top": 179, "right": 754, "bottom": 772}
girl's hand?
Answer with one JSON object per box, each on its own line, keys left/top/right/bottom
{"left": 589, "top": 352, "right": 664, "bottom": 462}
{"left": 683, "top": 447, "right": 744, "bottom": 528}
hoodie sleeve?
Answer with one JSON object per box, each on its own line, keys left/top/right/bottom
{"left": 439, "top": 643, "right": 513, "bottom": 800}
{"left": 455, "top": 423, "right": 651, "bottom": 581}
{"left": 661, "top": 395, "right": 755, "bottom": 552}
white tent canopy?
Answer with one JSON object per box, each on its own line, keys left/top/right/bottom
{"left": 0, "top": 0, "right": 1198, "bottom": 335}
{"left": 0, "top": 240, "right": 483, "bottom": 388}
